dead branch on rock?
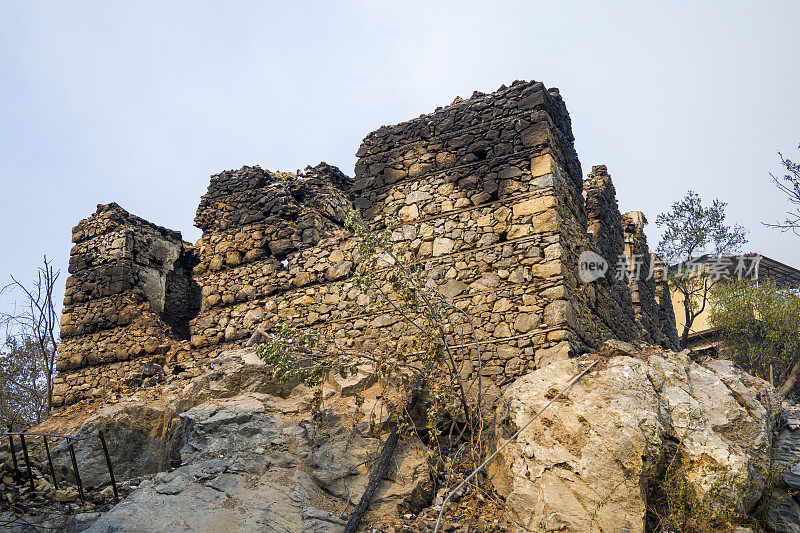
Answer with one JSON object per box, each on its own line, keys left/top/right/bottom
{"left": 344, "top": 387, "right": 421, "bottom": 533}
{"left": 433, "top": 359, "right": 599, "bottom": 533}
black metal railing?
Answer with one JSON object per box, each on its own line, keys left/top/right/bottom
{"left": 4, "top": 428, "right": 118, "bottom": 503}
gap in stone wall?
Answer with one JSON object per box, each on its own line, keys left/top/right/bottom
{"left": 162, "top": 249, "right": 201, "bottom": 340}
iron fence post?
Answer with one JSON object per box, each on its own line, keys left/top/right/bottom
{"left": 68, "top": 442, "right": 84, "bottom": 501}
{"left": 98, "top": 430, "right": 118, "bottom": 502}
{"left": 42, "top": 435, "right": 58, "bottom": 490}
{"left": 19, "top": 435, "right": 35, "bottom": 492}
{"left": 7, "top": 431, "right": 20, "bottom": 478}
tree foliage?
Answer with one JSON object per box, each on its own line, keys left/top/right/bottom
{"left": 0, "top": 335, "right": 48, "bottom": 429}
{"left": 710, "top": 278, "right": 800, "bottom": 397}
{"left": 0, "top": 256, "right": 60, "bottom": 425}
{"left": 765, "top": 144, "right": 800, "bottom": 235}
{"left": 655, "top": 191, "right": 748, "bottom": 347}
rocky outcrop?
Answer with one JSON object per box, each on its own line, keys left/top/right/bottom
{"left": 35, "top": 349, "right": 432, "bottom": 532}
{"left": 10, "top": 343, "right": 789, "bottom": 532}
{"left": 765, "top": 403, "right": 800, "bottom": 532}
{"left": 496, "top": 342, "right": 779, "bottom": 532}
{"left": 41, "top": 349, "right": 293, "bottom": 487}
{"left": 85, "top": 391, "right": 429, "bottom": 532}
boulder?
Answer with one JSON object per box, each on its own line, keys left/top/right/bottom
{"left": 42, "top": 349, "right": 290, "bottom": 488}
{"left": 32, "top": 349, "right": 431, "bottom": 532}
{"left": 86, "top": 389, "right": 430, "bottom": 532}
{"left": 497, "top": 345, "right": 778, "bottom": 532}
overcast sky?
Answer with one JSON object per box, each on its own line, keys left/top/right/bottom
{"left": 1, "top": 1, "right": 798, "bottom": 316}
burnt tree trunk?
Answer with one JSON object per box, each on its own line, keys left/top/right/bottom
{"left": 779, "top": 358, "right": 800, "bottom": 397}
{"left": 344, "top": 389, "right": 420, "bottom": 533}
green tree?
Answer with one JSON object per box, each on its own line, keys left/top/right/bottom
{"left": 710, "top": 278, "right": 800, "bottom": 397}
{"left": 0, "top": 335, "right": 48, "bottom": 429}
{"left": 656, "top": 191, "right": 748, "bottom": 347}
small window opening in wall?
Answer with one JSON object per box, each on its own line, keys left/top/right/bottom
{"left": 281, "top": 258, "right": 289, "bottom": 269}
{"left": 172, "top": 364, "right": 185, "bottom": 375}
{"left": 473, "top": 149, "right": 488, "bottom": 161}
{"left": 497, "top": 230, "right": 508, "bottom": 243}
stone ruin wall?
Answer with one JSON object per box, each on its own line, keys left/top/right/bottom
{"left": 582, "top": 165, "right": 638, "bottom": 342}
{"left": 621, "top": 211, "right": 680, "bottom": 347}
{"left": 581, "top": 165, "right": 677, "bottom": 348}
{"left": 652, "top": 252, "right": 680, "bottom": 348}
{"left": 53, "top": 80, "right": 680, "bottom": 407}
{"left": 55, "top": 204, "right": 201, "bottom": 405}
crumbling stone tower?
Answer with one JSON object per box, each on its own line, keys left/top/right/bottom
{"left": 583, "top": 165, "right": 638, "bottom": 341}
{"left": 56, "top": 203, "right": 199, "bottom": 404}
{"left": 351, "top": 82, "right": 609, "bottom": 375}
{"left": 189, "top": 163, "right": 354, "bottom": 348}
{"left": 53, "top": 80, "right": 680, "bottom": 408}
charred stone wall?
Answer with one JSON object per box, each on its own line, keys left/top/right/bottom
{"left": 188, "top": 163, "right": 355, "bottom": 348}
{"left": 349, "top": 82, "right": 585, "bottom": 382}
{"left": 652, "top": 253, "right": 681, "bottom": 349}
{"left": 54, "top": 203, "right": 200, "bottom": 406}
{"left": 621, "top": 211, "right": 673, "bottom": 347}
{"left": 582, "top": 165, "right": 638, "bottom": 342}
{"left": 178, "top": 80, "right": 676, "bottom": 386}
{"left": 53, "top": 80, "right": 679, "bottom": 407}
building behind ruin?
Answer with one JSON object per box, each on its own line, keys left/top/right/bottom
{"left": 53, "top": 80, "right": 679, "bottom": 407}
{"left": 669, "top": 253, "right": 800, "bottom": 353}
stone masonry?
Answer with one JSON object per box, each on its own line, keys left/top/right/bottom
{"left": 56, "top": 203, "right": 201, "bottom": 404}
{"left": 582, "top": 165, "right": 637, "bottom": 342}
{"left": 53, "top": 80, "right": 680, "bottom": 407}
{"left": 622, "top": 211, "right": 657, "bottom": 341}
{"left": 652, "top": 252, "right": 681, "bottom": 348}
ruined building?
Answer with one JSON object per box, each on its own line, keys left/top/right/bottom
{"left": 53, "top": 80, "right": 679, "bottom": 407}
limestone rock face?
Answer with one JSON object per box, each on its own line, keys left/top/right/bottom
{"left": 85, "top": 391, "right": 429, "bottom": 533}
{"left": 765, "top": 404, "right": 800, "bottom": 531}
{"left": 43, "top": 349, "right": 291, "bottom": 487}
{"left": 37, "top": 349, "right": 431, "bottom": 532}
{"left": 497, "top": 345, "right": 778, "bottom": 532}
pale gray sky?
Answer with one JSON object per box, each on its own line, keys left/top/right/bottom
{"left": 1, "top": 1, "right": 799, "bottom": 316}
